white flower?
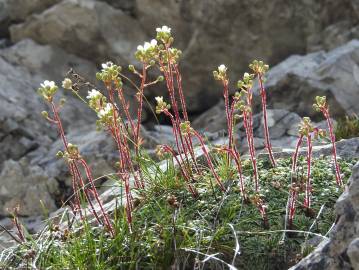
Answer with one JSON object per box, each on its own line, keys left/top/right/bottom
{"left": 97, "top": 103, "right": 113, "bottom": 119}
{"left": 86, "top": 89, "right": 102, "bottom": 100}
{"left": 155, "top": 96, "right": 164, "bottom": 104}
{"left": 218, "top": 64, "right": 227, "bottom": 73}
{"left": 137, "top": 45, "right": 144, "bottom": 51}
{"left": 41, "top": 80, "right": 56, "bottom": 89}
{"left": 101, "top": 61, "right": 113, "bottom": 70}
{"left": 156, "top": 25, "right": 171, "bottom": 34}
{"left": 138, "top": 39, "right": 157, "bottom": 52}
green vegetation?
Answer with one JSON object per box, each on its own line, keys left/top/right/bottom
{"left": 0, "top": 25, "right": 356, "bottom": 270}
{"left": 335, "top": 114, "right": 359, "bottom": 141}
{"left": 1, "top": 156, "right": 356, "bottom": 269}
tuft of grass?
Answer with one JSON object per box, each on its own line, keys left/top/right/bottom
{"left": 1, "top": 155, "right": 356, "bottom": 270}
{"left": 335, "top": 114, "right": 359, "bottom": 141}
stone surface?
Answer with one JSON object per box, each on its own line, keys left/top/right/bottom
{"left": 0, "top": 159, "right": 58, "bottom": 217}
{"left": 252, "top": 40, "right": 359, "bottom": 119}
{"left": 4, "top": 0, "right": 358, "bottom": 113}
{"left": 291, "top": 160, "right": 359, "bottom": 269}
{"left": 10, "top": 0, "right": 147, "bottom": 64}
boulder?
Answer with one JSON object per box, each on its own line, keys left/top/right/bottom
{"left": 6, "top": 0, "right": 358, "bottom": 113}
{"left": 252, "top": 40, "right": 359, "bottom": 119}
{"left": 0, "top": 159, "right": 58, "bottom": 217}
{"left": 136, "top": 0, "right": 359, "bottom": 112}
{"left": 10, "top": 0, "right": 147, "bottom": 64}
{"left": 0, "top": 0, "right": 60, "bottom": 38}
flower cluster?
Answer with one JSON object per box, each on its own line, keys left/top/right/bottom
{"left": 156, "top": 25, "right": 172, "bottom": 44}
{"left": 135, "top": 39, "right": 158, "bottom": 63}
{"left": 97, "top": 103, "right": 114, "bottom": 121}
{"left": 298, "top": 117, "right": 326, "bottom": 139}
{"left": 38, "top": 80, "right": 58, "bottom": 101}
{"left": 96, "top": 62, "right": 122, "bottom": 86}
{"left": 249, "top": 60, "right": 269, "bottom": 75}
{"left": 313, "top": 96, "right": 327, "bottom": 112}
{"left": 180, "top": 121, "right": 193, "bottom": 135}
{"left": 155, "top": 96, "right": 171, "bottom": 114}
{"left": 213, "top": 64, "right": 228, "bottom": 81}
{"left": 86, "top": 89, "right": 105, "bottom": 111}
{"left": 237, "top": 72, "right": 254, "bottom": 90}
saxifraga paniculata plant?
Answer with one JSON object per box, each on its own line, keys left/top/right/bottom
{"left": 314, "top": 96, "right": 343, "bottom": 186}
{"left": 287, "top": 117, "right": 326, "bottom": 228}
{"left": 34, "top": 25, "right": 347, "bottom": 246}
{"left": 38, "top": 80, "right": 115, "bottom": 237}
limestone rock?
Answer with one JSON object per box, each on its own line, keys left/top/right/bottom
{"left": 0, "top": 159, "right": 58, "bottom": 217}
{"left": 10, "top": 0, "right": 147, "bottom": 64}
{"left": 253, "top": 40, "right": 359, "bottom": 118}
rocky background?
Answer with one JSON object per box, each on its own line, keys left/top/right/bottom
{"left": 0, "top": 0, "right": 359, "bottom": 268}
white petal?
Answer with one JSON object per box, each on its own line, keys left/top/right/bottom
{"left": 151, "top": 39, "right": 157, "bottom": 46}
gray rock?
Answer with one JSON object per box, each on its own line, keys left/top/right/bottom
{"left": 0, "top": 159, "right": 58, "bottom": 217}
{"left": 348, "top": 238, "right": 359, "bottom": 270}
{"left": 0, "top": 0, "right": 59, "bottom": 22}
{"left": 4, "top": 0, "right": 358, "bottom": 113}
{"left": 253, "top": 40, "right": 359, "bottom": 118}
{"left": 10, "top": 0, "right": 147, "bottom": 64}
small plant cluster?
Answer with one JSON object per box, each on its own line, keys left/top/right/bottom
{"left": 1, "top": 26, "right": 353, "bottom": 269}
{"left": 335, "top": 114, "right": 359, "bottom": 140}
{"left": 32, "top": 25, "right": 349, "bottom": 235}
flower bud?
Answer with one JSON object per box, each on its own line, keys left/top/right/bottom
{"left": 41, "top": 111, "right": 48, "bottom": 118}
{"left": 128, "top": 65, "right": 135, "bottom": 72}
{"left": 62, "top": 78, "right": 73, "bottom": 90}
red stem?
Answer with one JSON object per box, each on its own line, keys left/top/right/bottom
{"left": 79, "top": 159, "right": 115, "bottom": 237}
{"left": 258, "top": 74, "right": 276, "bottom": 167}
{"left": 304, "top": 135, "right": 312, "bottom": 209}
{"left": 162, "top": 145, "right": 198, "bottom": 197}
{"left": 322, "top": 109, "right": 343, "bottom": 186}
{"left": 192, "top": 130, "right": 225, "bottom": 192}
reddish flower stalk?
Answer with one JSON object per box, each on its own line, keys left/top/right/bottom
{"left": 163, "top": 110, "right": 191, "bottom": 170}
{"left": 288, "top": 185, "right": 299, "bottom": 229}
{"left": 12, "top": 207, "right": 25, "bottom": 243}
{"left": 173, "top": 63, "right": 200, "bottom": 173}
{"left": 135, "top": 63, "right": 147, "bottom": 153}
{"left": 70, "top": 162, "right": 103, "bottom": 223}
{"left": 222, "top": 79, "right": 234, "bottom": 152}
{"left": 192, "top": 129, "right": 225, "bottom": 192}
{"left": 46, "top": 101, "right": 113, "bottom": 234}
{"left": 174, "top": 64, "right": 188, "bottom": 121}
{"left": 252, "top": 195, "right": 269, "bottom": 228}
{"left": 116, "top": 87, "right": 136, "bottom": 141}
{"left": 322, "top": 111, "right": 342, "bottom": 186}
{"left": 159, "top": 52, "right": 195, "bottom": 168}
{"left": 106, "top": 84, "right": 144, "bottom": 189}
{"left": 161, "top": 144, "right": 198, "bottom": 197}
{"left": 243, "top": 110, "right": 259, "bottom": 191}
{"left": 106, "top": 122, "right": 134, "bottom": 227}
{"left": 291, "top": 135, "right": 304, "bottom": 175}
{"left": 220, "top": 147, "right": 247, "bottom": 200}
{"left": 79, "top": 159, "right": 115, "bottom": 237}
{"left": 258, "top": 74, "right": 276, "bottom": 167}
{"left": 304, "top": 134, "right": 313, "bottom": 209}
{"left": 68, "top": 163, "right": 84, "bottom": 219}
{"left": 287, "top": 134, "right": 304, "bottom": 228}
